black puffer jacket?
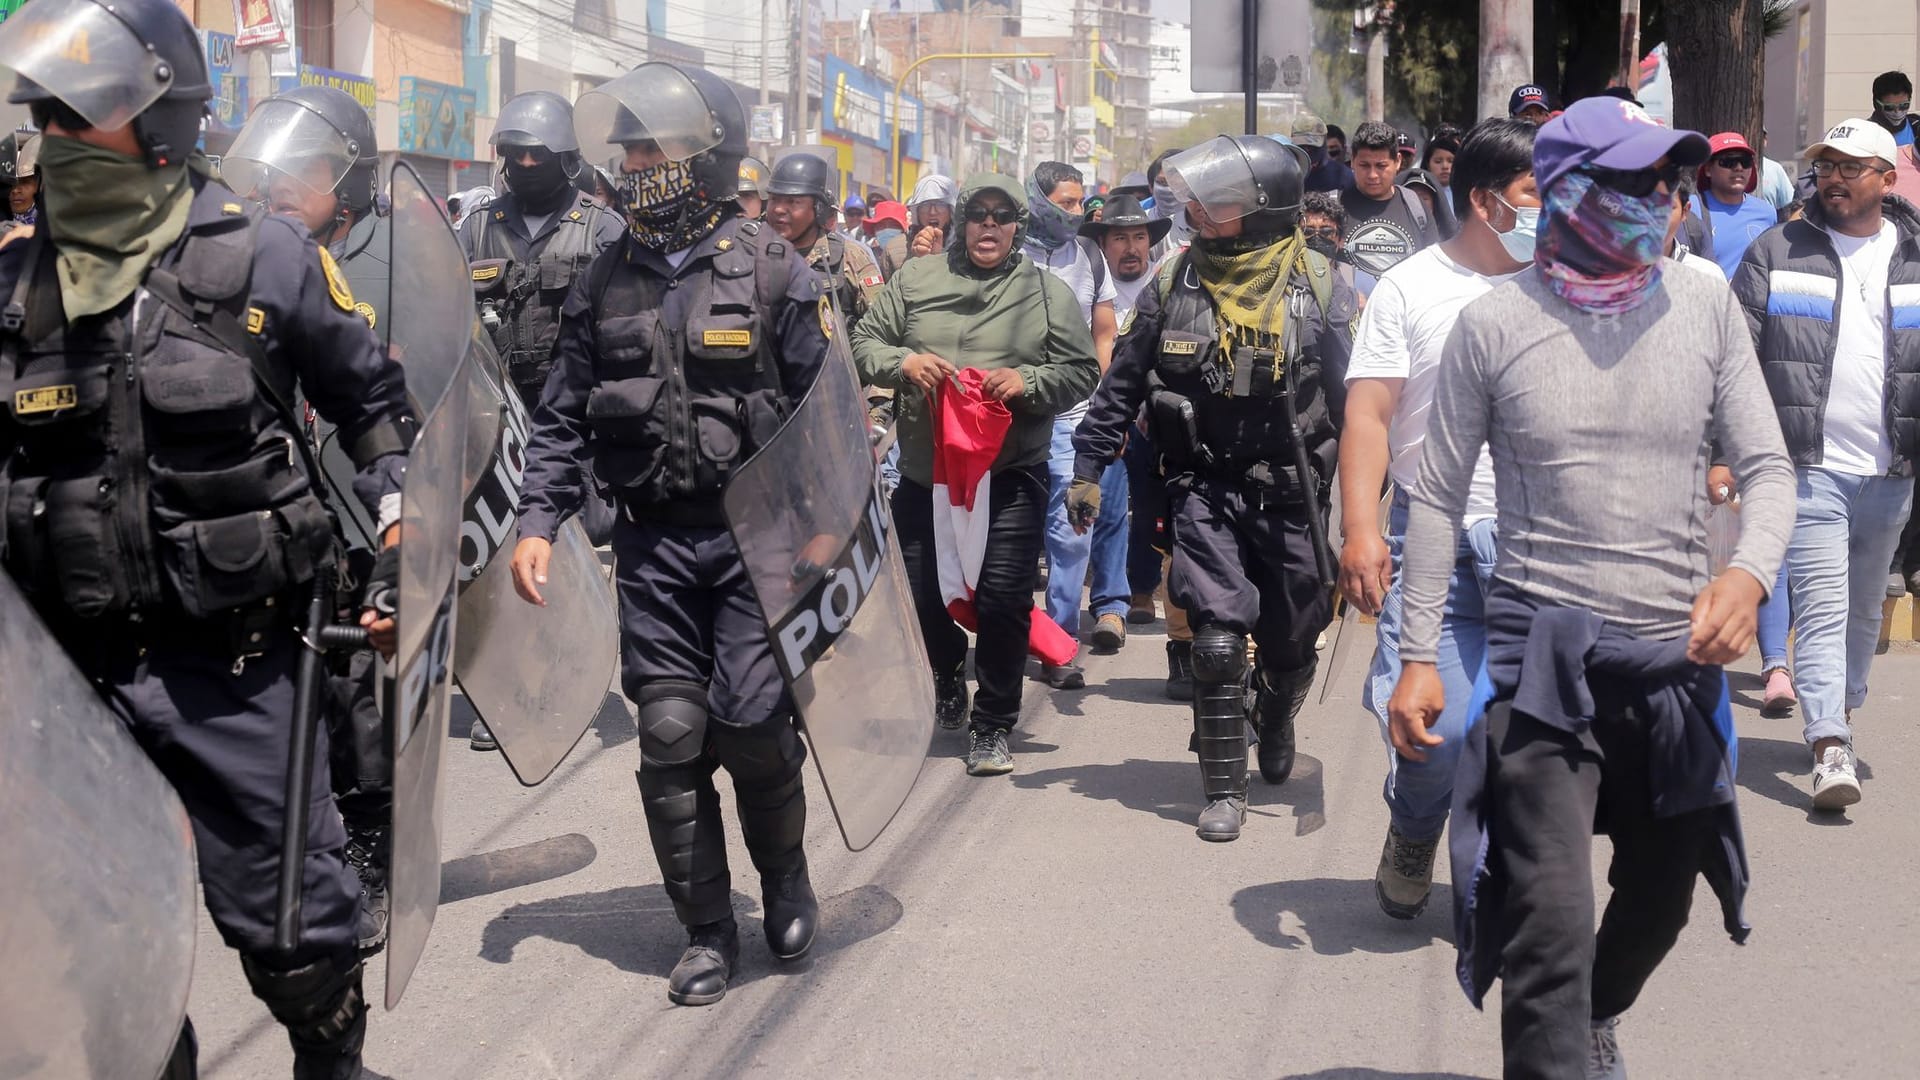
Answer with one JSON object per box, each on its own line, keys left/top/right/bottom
{"left": 1732, "top": 195, "right": 1920, "bottom": 472}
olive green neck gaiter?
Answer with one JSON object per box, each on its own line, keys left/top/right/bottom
{"left": 37, "top": 134, "right": 197, "bottom": 322}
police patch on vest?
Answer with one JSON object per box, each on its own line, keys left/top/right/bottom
{"left": 14, "top": 385, "right": 76, "bottom": 415}
{"left": 317, "top": 247, "right": 356, "bottom": 313}
{"left": 703, "top": 329, "right": 753, "bottom": 348}
{"left": 1163, "top": 339, "right": 1200, "bottom": 355}
{"left": 246, "top": 307, "right": 266, "bottom": 335}
{"left": 819, "top": 295, "right": 835, "bottom": 341}
{"left": 355, "top": 301, "right": 377, "bottom": 329}
{"left": 472, "top": 264, "right": 501, "bottom": 282}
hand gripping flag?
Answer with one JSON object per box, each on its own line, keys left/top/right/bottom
{"left": 931, "top": 369, "right": 1078, "bottom": 666}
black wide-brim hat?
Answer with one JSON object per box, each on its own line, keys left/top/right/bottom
{"left": 1078, "top": 193, "right": 1172, "bottom": 243}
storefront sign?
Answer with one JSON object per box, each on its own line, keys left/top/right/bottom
{"left": 233, "top": 0, "right": 293, "bottom": 49}
{"left": 202, "top": 30, "right": 248, "bottom": 135}
{"left": 398, "top": 76, "right": 477, "bottom": 160}
{"left": 823, "top": 56, "right": 920, "bottom": 159}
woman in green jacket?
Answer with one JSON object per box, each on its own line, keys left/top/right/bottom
{"left": 851, "top": 173, "right": 1100, "bottom": 777}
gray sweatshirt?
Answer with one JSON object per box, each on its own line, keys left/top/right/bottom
{"left": 1399, "top": 264, "right": 1795, "bottom": 663}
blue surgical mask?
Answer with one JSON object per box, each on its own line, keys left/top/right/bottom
{"left": 1492, "top": 193, "right": 1540, "bottom": 264}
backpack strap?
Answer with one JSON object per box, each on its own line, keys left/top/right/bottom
{"left": 1398, "top": 185, "right": 1432, "bottom": 240}
{"left": 1300, "top": 247, "right": 1334, "bottom": 322}
{"left": 1077, "top": 235, "right": 1108, "bottom": 295}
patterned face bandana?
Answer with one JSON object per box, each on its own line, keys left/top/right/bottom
{"left": 1024, "top": 176, "right": 1084, "bottom": 251}
{"left": 617, "top": 158, "right": 728, "bottom": 252}
{"left": 1534, "top": 170, "right": 1671, "bottom": 315}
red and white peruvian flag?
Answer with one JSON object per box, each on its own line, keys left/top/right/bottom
{"left": 932, "top": 369, "right": 1078, "bottom": 666}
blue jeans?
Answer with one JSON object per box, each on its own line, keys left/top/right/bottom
{"left": 1757, "top": 562, "right": 1791, "bottom": 673}
{"left": 1045, "top": 416, "right": 1132, "bottom": 636}
{"left": 1365, "top": 494, "right": 1499, "bottom": 841}
{"left": 1787, "top": 467, "right": 1914, "bottom": 747}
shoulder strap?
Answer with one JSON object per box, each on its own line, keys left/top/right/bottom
{"left": 1300, "top": 248, "right": 1334, "bottom": 321}
{"left": 751, "top": 228, "right": 795, "bottom": 317}
{"left": 1154, "top": 249, "right": 1187, "bottom": 305}
{"left": 1399, "top": 186, "right": 1431, "bottom": 239}
{"left": 1078, "top": 235, "right": 1107, "bottom": 294}
{"left": 824, "top": 232, "right": 846, "bottom": 275}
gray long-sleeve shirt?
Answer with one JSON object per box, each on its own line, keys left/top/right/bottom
{"left": 1399, "top": 264, "right": 1795, "bottom": 663}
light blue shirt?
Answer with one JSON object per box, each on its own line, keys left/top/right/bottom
{"left": 1691, "top": 191, "right": 1778, "bottom": 279}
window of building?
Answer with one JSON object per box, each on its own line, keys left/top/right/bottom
{"left": 296, "top": 0, "right": 334, "bottom": 70}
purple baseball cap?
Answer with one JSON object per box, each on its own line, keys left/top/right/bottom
{"left": 1534, "top": 97, "right": 1710, "bottom": 193}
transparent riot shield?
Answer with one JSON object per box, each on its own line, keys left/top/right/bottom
{"left": 449, "top": 341, "right": 618, "bottom": 787}
{"left": 0, "top": 573, "right": 197, "bottom": 1080}
{"left": 722, "top": 316, "right": 936, "bottom": 851}
{"left": 382, "top": 162, "right": 481, "bottom": 1008}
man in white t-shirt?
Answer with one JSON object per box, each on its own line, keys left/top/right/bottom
{"left": 1337, "top": 118, "right": 1540, "bottom": 919}
{"left": 1733, "top": 118, "right": 1920, "bottom": 811}
{"left": 1024, "top": 161, "right": 1119, "bottom": 688}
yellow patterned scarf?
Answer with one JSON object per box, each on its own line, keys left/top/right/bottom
{"left": 1187, "top": 231, "right": 1307, "bottom": 366}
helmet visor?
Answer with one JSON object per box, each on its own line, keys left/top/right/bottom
{"left": 1163, "top": 138, "right": 1265, "bottom": 224}
{"left": 223, "top": 98, "right": 360, "bottom": 201}
{"left": 0, "top": 0, "right": 174, "bottom": 131}
{"left": 574, "top": 64, "right": 723, "bottom": 162}
{"left": 490, "top": 93, "right": 577, "bottom": 154}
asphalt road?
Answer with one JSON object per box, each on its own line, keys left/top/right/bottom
{"left": 189, "top": 616, "right": 1920, "bottom": 1079}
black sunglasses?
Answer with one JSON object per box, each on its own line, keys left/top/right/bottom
{"left": 1711, "top": 154, "right": 1755, "bottom": 169}
{"left": 1301, "top": 226, "right": 1339, "bottom": 240}
{"left": 963, "top": 205, "right": 1020, "bottom": 225}
{"left": 1581, "top": 162, "right": 1684, "bottom": 197}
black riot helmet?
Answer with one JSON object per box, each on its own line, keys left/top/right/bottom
{"left": 0, "top": 0, "right": 212, "bottom": 170}
{"left": 768, "top": 150, "right": 837, "bottom": 206}
{"left": 575, "top": 62, "right": 747, "bottom": 197}
{"left": 0, "top": 130, "right": 16, "bottom": 184}
{"left": 225, "top": 84, "right": 380, "bottom": 216}
{"left": 1163, "top": 134, "right": 1306, "bottom": 241}
{"left": 493, "top": 90, "right": 580, "bottom": 157}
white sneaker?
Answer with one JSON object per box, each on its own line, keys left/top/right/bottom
{"left": 1811, "top": 745, "right": 1863, "bottom": 810}
{"left": 1587, "top": 1016, "right": 1626, "bottom": 1080}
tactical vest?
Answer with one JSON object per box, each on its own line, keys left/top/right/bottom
{"left": 812, "top": 232, "right": 862, "bottom": 329}
{"left": 1145, "top": 251, "right": 1340, "bottom": 485}
{"left": 583, "top": 221, "right": 793, "bottom": 521}
{"left": 470, "top": 197, "right": 609, "bottom": 402}
{"left": 0, "top": 212, "right": 332, "bottom": 628}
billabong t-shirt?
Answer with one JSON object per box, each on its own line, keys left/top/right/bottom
{"left": 1341, "top": 185, "right": 1438, "bottom": 279}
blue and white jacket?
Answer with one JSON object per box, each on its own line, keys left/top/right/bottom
{"left": 1732, "top": 195, "right": 1920, "bottom": 473}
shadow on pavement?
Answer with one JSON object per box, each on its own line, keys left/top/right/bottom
{"left": 589, "top": 691, "right": 636, "bottom": 749}
{"left": 1282, "top": 1060, "right": 1489, "bottom": 1068}
{"left": 1011, "top": 757, "right": 1202, "bottom": 826}
{"left": 441, "top": 833, "right": 599, "bottom": 905}
{"left": 1080, "top": 674, "right": 1181, "bottom": 708}
{"left": 476, "top": 883, "right": 904, "bottom": 986}
{"left": 1248, "top": 753, "right": 1327, "bottom": 836}
{"left": 1280, "top": 1070, "right": 1490, "bottom": 1079}
{"left": 1230, "top": 877, "right": 1452, "bottom": 955}
{"left": 1737, "top": 735, "right": 1866, "bottom": 824}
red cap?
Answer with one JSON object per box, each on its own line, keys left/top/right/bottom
{"left": 863, "top": 200, "right": 909, "bottom": 234}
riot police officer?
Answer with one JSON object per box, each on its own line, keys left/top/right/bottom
{"left": 457, "top": 90, "right": 622, "bottom": 410}
{"left": 225, "top": 82, "right": 401, "bottom": 955}
{"left": 0, "top": 0, "right": 415, "bottom": 1074}
{"left": 1071, "top": 134, "right": 1355, "bottom": 842}
{"left": 509, "top": 62, "right": 831, "bottom": 1007}
{"left": 1, "top": 127, "right": 38, "bottom": 227}
{"left": 764, "top": 149, "right": 884, "bottom": 330}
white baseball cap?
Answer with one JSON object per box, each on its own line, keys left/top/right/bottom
{"left": 1804, "top": 118, "right": 1899, "bottom": 167}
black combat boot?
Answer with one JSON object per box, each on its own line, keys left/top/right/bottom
{"left": 342, "top": 821, "right": 389, "bottom": 957}
{"left": 712, "top": 722, "right": 817, "bottom": 961}
{"left": 240, "top": 952, "right": 367, "bottom": 1080}
{"left": 934, "top": 664, "right": 970, "bottom": 730}
{"left": 667, "top": 917, "right": 741, "bottom": 1006}
{"left": 1253, "top": 660, "right": 1314, "bottom": 785}
{"left": 1190, "top": 628, "right": 1250, "bottom": 841}
{"left": 1165, "top": 639, "right": 1194, "bottom": 702}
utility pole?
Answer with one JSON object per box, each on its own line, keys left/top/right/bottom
{"left": 1365, "top": 19, "right": 1386, "bottom": 122}
{"left": 958, "top": 0, "right": 973, "bottom": 174}
{"left": 1241, "top": 0, "right": 1258, "bottom": 133}
{"left": 1617, "top": 0, "right": 1642, "bottom": 90}
{"left": 758, "top": 0, "right": 772, "bottom": 160}
{"left": 791, "top": 0, "right": 812, "bottom": 144}
{"left": 1477, "top": 0, "right": 1532, "bottom": 121}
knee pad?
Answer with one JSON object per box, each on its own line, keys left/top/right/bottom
{"left": 634, "top": 680, "right": 711, "bottom": 770}
{"left": 240, "top": 951, "right": 366, "bottom": 1055}
{"left": 1190, "top": 626, "right": 1249, "bottom": 686}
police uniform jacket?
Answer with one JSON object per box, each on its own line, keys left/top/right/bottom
{"left": 1072, "top": 250, "right": 1355, "bottom": 487}
{"left": 0, "top": 177, "right": 413, "bottom": 629}
{"left": 517, "top": 213, "right": 830, "bottom": 541}
{"left": 460, "top": 190, "right": 624, "bottom": 392}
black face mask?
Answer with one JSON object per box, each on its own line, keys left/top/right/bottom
{"left": 1304, "top": 235, "right": 1338, "bottom": 259}
{"left": 505, "top": 156, "right": 573, "bottom": 211}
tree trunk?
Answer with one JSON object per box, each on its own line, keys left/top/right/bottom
{"left": 1664, "top": 0, "right": 1765, "bottom": 147}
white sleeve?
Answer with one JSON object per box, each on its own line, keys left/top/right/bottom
{"left": 1344, "top": 273, "right": 1412, "bottom": 382}
{"left": 1095, "top": 255, "right": 1118, "bottom": 305}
